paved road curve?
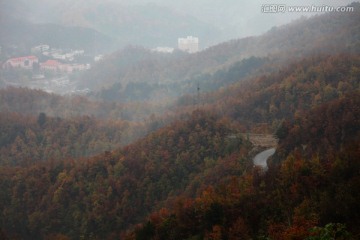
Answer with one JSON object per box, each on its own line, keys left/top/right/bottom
{"left": 253, "top": 148, "right": 276, "bottom": 170}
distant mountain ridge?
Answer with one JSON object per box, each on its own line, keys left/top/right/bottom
{"left": 0, "top": 0, "right": 223, "bottom": 51}
{"left": 58, "top": 2, "right": 222, "bottom": 48}
{"left": 0, "top": 19, "right": 116, "bottom": 54}
{"left": 81, "top": 3, "right": 360, "bottom": 102}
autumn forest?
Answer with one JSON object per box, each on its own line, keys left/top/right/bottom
{"left": 0, "top": 3, "right": 360, "bottom": 240}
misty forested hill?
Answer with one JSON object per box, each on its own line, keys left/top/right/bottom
{"left": 0, "top": 75, "right": 358, "bottom": 239}
{"left": 0, "top": 2, "right": 360, "bottom": 240}
{"left": 0, "top": 19, "right": 116, "bottom": 54}
{"left": 1, "top": 53, "right": 358, "bottom": 166}
{"left": 81, "top": 4, "right": 360, "bottom": 102}
{"left": 0, "top": 87, "right": 168, "bottom": 121}
{"left": 175, "top": 54, "right": 360, "bottom": 131}
{"left": 0, "top": 52, "right": 359, "bottom": 239}
{"left": 0, "top": 112, "right": 143, "bottom": 166}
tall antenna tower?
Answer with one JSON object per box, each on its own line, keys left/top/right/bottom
{"left": 197, "top": 82, "right": 200, "bottom": 108}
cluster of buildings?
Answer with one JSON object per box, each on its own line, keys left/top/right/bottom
{"left": 31, "top": 44, "right": 85, "bottom": 62}
{"left": 40, "top": 59, "right": 89, "bottom": 73}
{"left": 2, "top": 44, "right": 90, "bottom": 74}
{"left": 152, "top": 36, "right": 200, "bottom": 54}
{"left": 2, "top": 55, "right": 89, "bottom": 74}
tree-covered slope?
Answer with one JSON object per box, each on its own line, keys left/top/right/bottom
{"left": 0, "top": 112, "right": 145, "bottom": 166}
{"left": 0, "top": 87, "right": 164, "bottom": 121}
{"left": 0, "top": 111, "right": 252, "bottom": 239}
{"left": 1, "top": 52, "right": 358, "bottom": 238}
{"left": 128, "top": 93, "right": 360, "bottom": 240}
{"left": 175, "top": 54, "right": 360, "bottom": 132}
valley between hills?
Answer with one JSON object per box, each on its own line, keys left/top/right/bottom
{"left": 0, "top": 2, "right": 359, "bottom": 240}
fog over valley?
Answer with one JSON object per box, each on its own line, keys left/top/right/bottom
{"left": 0, "top": 1, "right": 359, "bottom": 239}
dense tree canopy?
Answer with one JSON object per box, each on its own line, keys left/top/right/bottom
{"left": 0, "top": 111, "right": 253, "bottom": 239}
{"left": 0, "top": 5, "right": 359, "bottom": 239}
{"left": 128, "top": 93, "right": 360, "bottom": 240}
{"left": 0, "top": 111, "right": 144, "bottom": 166}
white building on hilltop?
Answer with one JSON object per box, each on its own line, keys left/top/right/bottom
{"left": 178, "top": 36, "right": 199, "bottom": 53}
{"left": 151, "top": 47, "right": 175, "bottom": 53}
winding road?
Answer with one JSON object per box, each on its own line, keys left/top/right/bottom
{"left": 253, "top": 148, "right": 276, "bottom": 170}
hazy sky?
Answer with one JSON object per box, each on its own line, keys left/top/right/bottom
{"left": 1, "top": 0, "right": 358, "bottom": 48}
{"left": 154, "top": 0, "right": 358, "bottom": 37}
{"left": 8, "top": 0, "right": 357, "bottom": 37}
{"left": 85, "top": 1, "right": 356, "bottom": 38}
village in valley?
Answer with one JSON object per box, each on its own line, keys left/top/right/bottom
{"left": 0, "top": 36, "right": 200, "bottom": 96}
{"left": 0, "top": 44, "right": 103, "bottom": 95}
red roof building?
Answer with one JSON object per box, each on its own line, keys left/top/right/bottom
{"left": 40, "top": 60, "right": 62, "bottom": 72}
{"left": 3, "top": 56, "right": 39, "bottom": 70}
